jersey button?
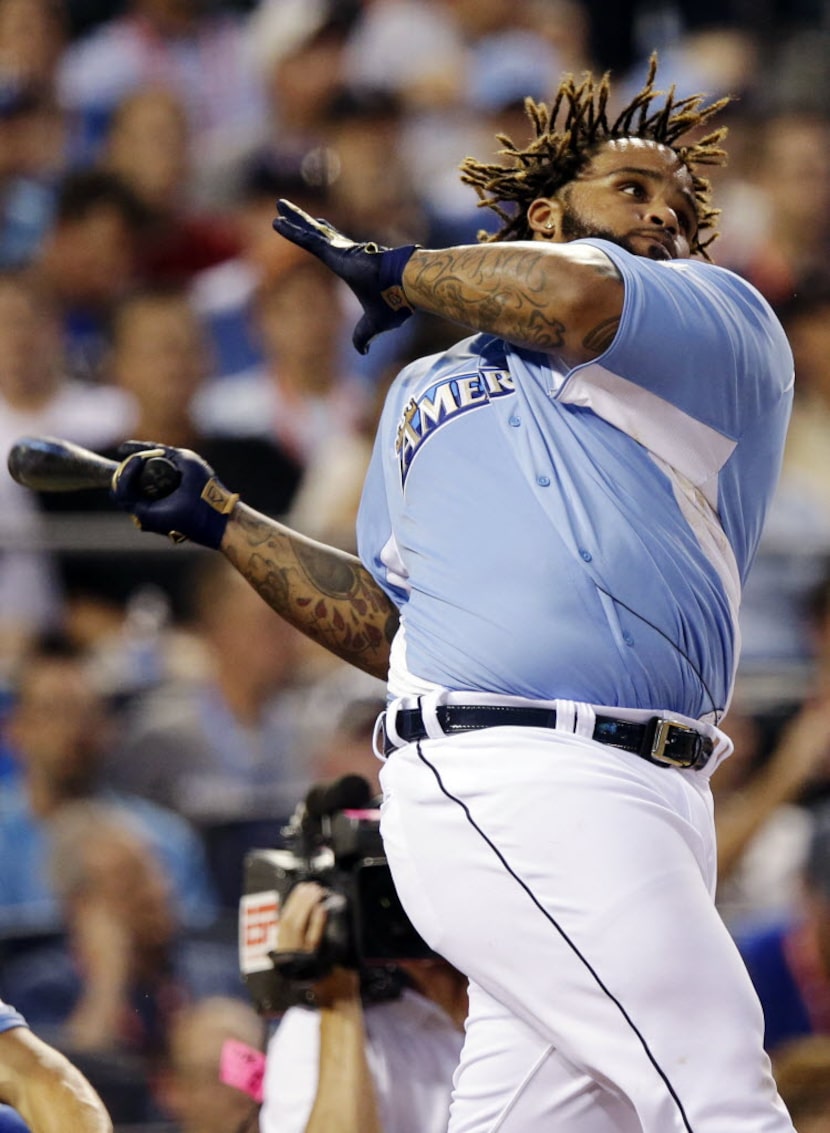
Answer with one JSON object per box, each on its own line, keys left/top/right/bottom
{"left": 580, "top": 549, "right": 592, "bottom": 562}
{"left": 623, "top": 632, "right": 634, "bottom": 645}
{"left": 509, "top": 415, "right": 521, "bottom": 427}
{"left": 536, "top": 475, "right": 550, "bottom": 486}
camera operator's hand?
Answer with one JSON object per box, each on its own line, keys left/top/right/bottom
{"left": 276, "top": 882, "right": 329, "bottom": 955}
{"left": 276, "top": 883, "right": 358, "bottom": 1007}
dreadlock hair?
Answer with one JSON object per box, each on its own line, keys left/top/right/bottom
{"left": 459, "top": 54, "right": 730, "bottom": 258}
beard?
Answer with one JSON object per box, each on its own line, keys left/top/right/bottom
{"left": 560, "top": 205, "right": 668, "bottom": 260}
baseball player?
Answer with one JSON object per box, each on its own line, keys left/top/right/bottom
{"left": 110, "top": 58, "right": 795, "bottom": 1131}
{"left": 0, "top": 998, "right": 112, "bottom": 1133}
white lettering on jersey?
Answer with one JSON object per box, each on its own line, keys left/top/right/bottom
{"left": 395, "top": 367, "right": 515, "bottom": 484}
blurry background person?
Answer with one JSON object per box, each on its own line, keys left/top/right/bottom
{"left": 242, "top": 0, "right": 360, "bottom": 186}
{"left": 713, "top": 690, "right": 830, "bottom": 935}
{"left": 310, "top": 695, "right": 387, "bottom": 795}
{"left": 735, "top": 799, "right": 830, "bottom": 1054}
{"left": 189, "top": 155, "right": 332, "bottom": 385}
{"left": 98, "top": 85, "right": 240, "bottom": 286}
{"left": 0, "top": 269, "right": 131, "bottom": 674}
{"left": 771, "top": 1034, "right": 830, "bottom": 1133}
{"left": 56, "top": 0, "right": 265, "bottom": 190}
{"left": 0, "top": 77, "right": 63, "bottom": 272}
{"left": 0, "top": 996, "right": 112, "bottom": 1133}
{"left": 0, "top": 0, "right": 69, "bottom": 269}
{"left": 195, "top": 259, "right": 369, "bottom": 475}
{"left": 735, "top": 111, "right": 830, "bottom": 309}
{"left": 737, "top": 283, "right": 830, "bottom": 675}
{"left": 113, "top": 558, "right": 315, "bottom": 910}
{"left": 107, "top": 284, "right": 302, "bottom": 516}
{"left": 0, "top": 631, "right": 217, "bottom": 936}
{"left": 4, "top": 800, "right": 246, "bottom": 1125}
{"left": 154, "top": 996, "right": 264, "bottom": 1133}
{"left": 37, "top": 282, "right": 303, "bottom": 631}
{"left": 0, "top": 0, "right": 66, "bottom": 94}
{"left": 27, "top": 168, "right": 149, "bottom": 383}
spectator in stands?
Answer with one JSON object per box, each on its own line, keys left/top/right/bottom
{"left": 730, "top": 111, "right": 830, "bottom": 309}
{"left": 311, "top": 695, "right": 387, "bottom": 794}
{"left": 109, "top": 285, "right": 302, "bottom": 515}
{"left": 0, "top": 631, "right": 217, "bottom": 935}
{"left": 189, "top": 154, "right": 332, "bottom": 386}
{"left": 195, "top": 259, "right": 369, "bottom": 473}
{"left": 0, "top": 269, "right": 131, "bottom": 671}
{"left": 0, "top": 77, "right": 63, "bottom": 271}
{"left": 114, "top": 558, "right": 313, "bottom": 903}
{"left": 99, "top": 85, "right": 240, "bottom": 285}
{"left": 155, "top": 996, "right": 264, "bottom": 1133}
{"left": 771, "top": 1034, "right": 830, "bottom": 1133}
{"left": 28, "top": 168, "right": 149, "bottom": 382}
{"left": 0, "top": 0, "right": 65, "bottom": 91}
{"left": 245, "top": 0, "right": 359, "bottom": 178}
{"left": 37, "top": 283, "right": 303, "bottom": 623}
{"left": 714, "top": 693, "right": 830, "bottom": 933}
{"left": 736, "top": 800, "right": 830, "bottom": 1053}
{"left": 737, "top": 284, "right": 830, "bottom": 669}
{"left": 56, "top": 0, "right": 265, "bottom": 194}
{"left": 5, "top": 799, "right": 245, "bottom": 1125}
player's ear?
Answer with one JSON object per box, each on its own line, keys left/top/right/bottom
{"left": 528, "top": 198, "right": 564, "bottom": 242}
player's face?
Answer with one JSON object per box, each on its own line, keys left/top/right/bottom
{"left": 533, "top": 140, "right": 699, "bottom": 261}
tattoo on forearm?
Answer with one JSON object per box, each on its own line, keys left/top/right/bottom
{"left": 582, "top": 317, "right": 619, "bottom": 353}
{"left": 407, "top": 247, "right": 567, "bottom": 349}
{"left": 224, "top": 509, "right": 398, "bottom": 679}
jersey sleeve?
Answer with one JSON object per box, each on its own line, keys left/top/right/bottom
{"left": 557, "top": 240, "right": 794, "bottom": 493}
{"left": 549, "top": 239, "right": 794, "bottom": 576}
{"left": 0, "top": 1000, "right": 27, "bottom": 1034}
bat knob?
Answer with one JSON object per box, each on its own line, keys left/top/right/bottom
{"left": 137, "top": 456, "right": 182, "bottom": 500}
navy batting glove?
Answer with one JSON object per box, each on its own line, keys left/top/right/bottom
{"left": 272, "top": 199, "right": 419, "bottom": 355}
{"left": 111, "top": 442, "right": 239, "bottom": 550}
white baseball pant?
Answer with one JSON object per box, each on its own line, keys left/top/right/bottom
{"left": 377, "top": 715, "right": 795, "bottom": 1133}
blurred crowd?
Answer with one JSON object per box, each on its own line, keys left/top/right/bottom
{"left": 2, "top": 0, "right": 830, "bottom": 1129}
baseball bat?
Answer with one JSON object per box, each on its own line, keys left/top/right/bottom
{"left": 7, "top": 436, "right": 181, "bottom": 499}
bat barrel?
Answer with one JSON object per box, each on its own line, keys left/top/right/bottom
{"left": 7, "top": 436, "right": 181, "bottom": 498}
{"left": 8, "top": 436, "right": 117, "bottom": 492}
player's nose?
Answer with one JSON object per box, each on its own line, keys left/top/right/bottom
{"left": 648, "top": 201, "right": 679, "bottom": 233}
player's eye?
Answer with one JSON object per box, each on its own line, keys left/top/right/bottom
{"left": 619, "top": 182, "right": 646, "bottom": 198}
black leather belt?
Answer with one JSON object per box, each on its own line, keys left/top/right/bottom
{"left": 383, "top": 704, "right": 714, "bottom": 770}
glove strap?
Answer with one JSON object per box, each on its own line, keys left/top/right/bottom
{"left": 379, "top": 245, "right": 418, "bottom": 313}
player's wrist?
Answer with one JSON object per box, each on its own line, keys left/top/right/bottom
{"left": 378, "top": 244, "right": 418, "bottom": 314}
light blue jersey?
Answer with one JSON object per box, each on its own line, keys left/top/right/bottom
{"left": 357, "top": 240, "right": 793, "bottom": 721}
{"left": 0, "top": 999, "right": 26, "bottom": 1034}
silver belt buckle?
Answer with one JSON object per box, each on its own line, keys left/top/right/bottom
{"left": 650, "top": 717, "right": 699, "bottom": 768}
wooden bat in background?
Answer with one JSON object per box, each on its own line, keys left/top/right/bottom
{"left": 7, "top": 435, "right": 181, "bottom": 499}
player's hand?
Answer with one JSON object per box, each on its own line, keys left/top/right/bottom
{"left": 111, "top": 441, "right": 239, "bottom": 549}
{"left": 272, "top": 199, "right": 419, "bottom": 355}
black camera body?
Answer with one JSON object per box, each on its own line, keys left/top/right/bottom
{"left": 239, "top": 789, "right": 433, "bottom": 1015}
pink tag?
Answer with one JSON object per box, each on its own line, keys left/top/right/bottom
{"left": 219, "top": 1039, "right": 266, "bottom": 1103}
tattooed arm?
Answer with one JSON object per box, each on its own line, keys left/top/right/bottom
{"left": 221, "top": 504, "right": 398, "bottom": 680}
{"left": 402, "top": 243, "right": 622, "bottom": 368}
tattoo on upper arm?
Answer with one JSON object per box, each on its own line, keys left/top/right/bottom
{"left": 582, "top": 317, "right": 620, "bottom": 354}
{"left": 408, "top": 246, "right": 567, "bottom": 348}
